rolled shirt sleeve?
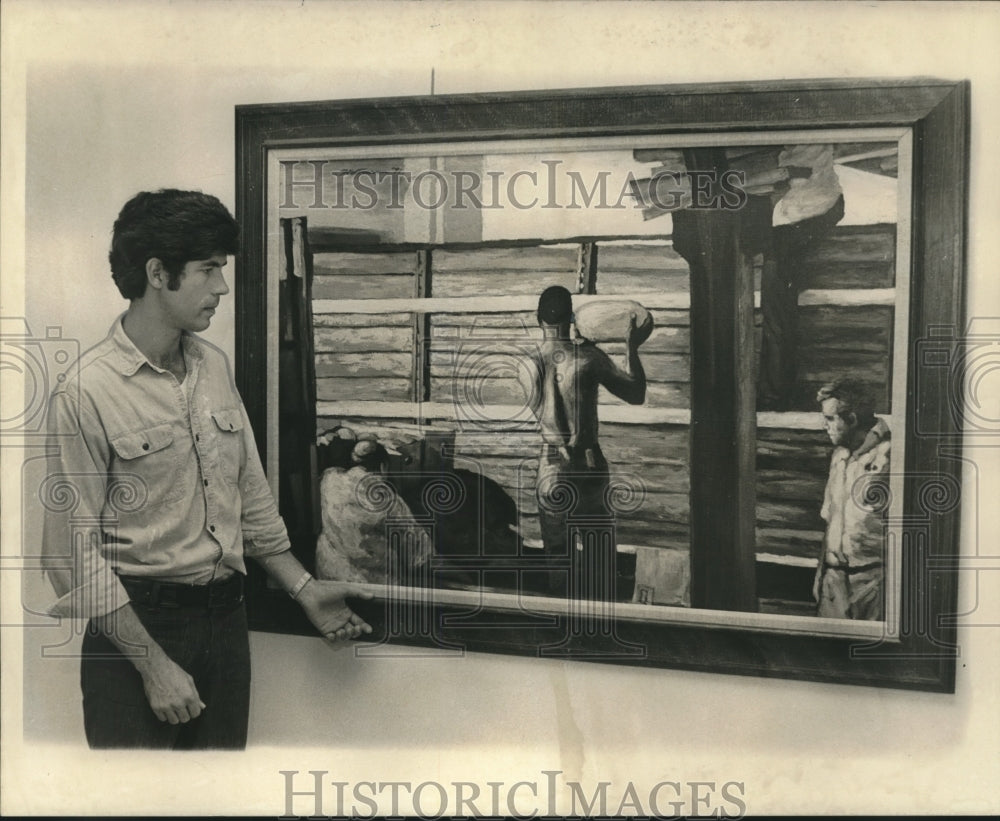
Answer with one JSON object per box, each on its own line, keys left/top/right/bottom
{"left": 41, "top": 390, "right": 132, "bottom": 619}
{"left": 236, "top": 403, "right": 292, "bottom": 560}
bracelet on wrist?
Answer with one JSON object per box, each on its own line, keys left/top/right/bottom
{"left": 289, "top": 571, "right": 314, "bottom": 600}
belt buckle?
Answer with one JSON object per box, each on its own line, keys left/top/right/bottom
{"left": 207, "top": 577, "right": 240, "bottom": 608}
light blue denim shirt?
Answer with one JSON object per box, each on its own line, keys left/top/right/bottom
{"left": 41, "top": 315, "right": 290, "bottom": 618}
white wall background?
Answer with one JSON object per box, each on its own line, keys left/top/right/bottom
{"left": 3, "top": 1, "right": 999, "bottom": 815}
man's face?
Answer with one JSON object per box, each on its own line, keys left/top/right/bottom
{"left": 820, "top": 397, "right": 855, "bottom": 446}
{"left": 160, "top": 253, "right": 229, "bottom": 332}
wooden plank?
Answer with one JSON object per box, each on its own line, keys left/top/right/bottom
{"left": 451, "top": 455, "right": 691, "bottom": 496}
{"left": 312, "top": 274, "right": 414, "bottom": 300}
{"left": 798, "top": 288, "right": 895, "bottom": 306}
{"left": 756, "top": 429, "right": 832, "bottom": 473}
{"left": 315, "top": 377, "right": 412, "bottom": 402}
{"left": 429, "top": 377, "right": 532, "bottom": 407}
{"left": 608, "top": 467, "right": 689, "bottom": 495}
{"left": 312, "top": 292, "right": 693, "bottom": 315}
{"left": 313, "top": 325, "right": 413, "bottom": 353}
{"left": 805, "top": 224, "right": 895, "bottom": 262}
{"left": 756, "top": 469, "right": 827, "bottom": 502}
{"left": 600, "top": 423, "right": 689, "bottom": 458}
{"left": 598, "top": 269, "right": 690, "bottom": 294}
{"left": 504, "top": 483, "right": 690, "bottom": 526}
{"left": 427, "top": 355, "right": 538, "bottom": 380}
{"left": 314, "top": 352, "right": 412, "bottom": 378}
{"left": 797, "top": 351, "right": 890, "bottom": 383}
{"left": 452, "top": 431, "right": 540, "bottom": 455}
{"left": 757, "top": 500, "right": 825, "bottom": 530}
{"left": 310, "top": 288, "right": 895, "bottom": 315}
{"left": 311, "top": 400, "right": 858, "bottom": 431}
{"left": 428, "top": 380, "right": 690, "bottom": 409}
{"left": 432, "top": 244, "right": 580, "bottom": 272}
{"left": 798, "top": 261, "right": 894, "bottom": 290}
{"left": 313, "top": 312, "right": 412, "bottom": 328}
{"left": 431, "top": 312, "right": 539, "bottom": 335}
{"left": 615, "top": 518, "right": 690, "bottom": 547}
{"left": 434, "top": 271, "right": 579, "bottom": 297}
{"left": 427, "top": 351, "right": 689, "bottom": 382}
{"left": 755, "top": 527, "right": 823, "bottom": 556}
{"left": 596, "top": 242, "right": 687, "bottom": 271}
{"left": 601, "top": 383, "right": 690, "bottom": 407}
{"left": 431, "top": 313, "right": 689, "bottom": 342}
{"left": 312, "top": 251, "right": 419, "bottom": 276}
{"left": 800, "top": 305, "right": 892, "bottom": 353}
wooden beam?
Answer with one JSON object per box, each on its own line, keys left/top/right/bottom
{"left": 413, "top": 250, "right": 432, "bottom": 402}
{"left": 672, "top": 148, "right": 758, "bottom": 612}
{"left": 278, "top": 217, "right": 321, "bottom": 561}
{"left": 578, "top": 242, "right": 599, "bottom": 294}
{"left": 315, "top": 400, "right": 887, "bottom": 430}
{"left": 312, "top": 288, "right": 895, "bottom": 316}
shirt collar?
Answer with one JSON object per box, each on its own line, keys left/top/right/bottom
{"left": 111, "top": 313, "right": 205, "bottom": 377}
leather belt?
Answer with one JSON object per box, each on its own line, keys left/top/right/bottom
{"left": 823, "top": 562, "right": 883, "bottom": 575}
{"left": 118, "top": 573, "right": 244, "bottom": 609}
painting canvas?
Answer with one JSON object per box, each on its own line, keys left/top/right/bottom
{"left": 235, "top": 80, "right": 967, "bottom": 690}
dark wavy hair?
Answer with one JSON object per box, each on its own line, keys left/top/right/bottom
{"left": 109, "top": 189, "right": 239, "bottom": 299}
{"left": 816, "top": 378, "right": 877, "bottom": 430}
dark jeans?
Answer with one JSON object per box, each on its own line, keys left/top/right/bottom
{"left": 81, "top": 600, "right": 251, "bottom": 750}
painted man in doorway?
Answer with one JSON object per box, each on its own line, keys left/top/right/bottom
{"left": 814, "top": 378, "right": 891, "bottom": 620}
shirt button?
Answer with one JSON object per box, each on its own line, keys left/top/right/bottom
{"left": 195, "top": 434, "right": 200, "bottom": 442}
{"left": 142, "top": 443, "right": 150, "bottom": 451}
{"left": 209, "top": 525, "right": 216, "bottom": 533}
{"left": 203, "top": 479, "right": 209, "bottom": 486}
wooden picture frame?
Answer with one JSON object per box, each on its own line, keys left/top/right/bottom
{"left": 235, "top": 78, "right": 968, "bottom": 692}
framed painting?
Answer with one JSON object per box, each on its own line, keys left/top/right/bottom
{"left": 235, "top": 78, "right": 967, "bottom": 691}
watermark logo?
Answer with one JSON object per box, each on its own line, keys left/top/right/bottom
{"left": 0, "top": 318, "right": 79, "bottom": 437}
{"left": 915, "top": 318, "right": 1000, "bottom": 438}
{"left": 279, "top": 769, "right": 748, "bottom": 819}
{"left": 279, "top": 159, "right": 750, "bottom": 214}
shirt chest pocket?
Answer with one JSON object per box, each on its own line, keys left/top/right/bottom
{"left": 210, "top": 408, "right": 244, "bottom": 485}
{"left": 109, "top": 423, "right": 183, "bottom": 507}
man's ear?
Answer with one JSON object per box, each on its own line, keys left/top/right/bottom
{"left": 145, "top": 258, "right": 166, "bottom": 290}
{"left": 845, "top": 411, "right": 858, "bottom": 429}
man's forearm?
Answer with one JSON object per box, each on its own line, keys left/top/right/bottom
{"left": 624, "top": 344, "right": 647, "bottom": 404}
{"left": 253, "top": 549, "right": 375, "bottom": 642}
{"left": 253, "top": 549, "right": 311, "bottom": 595}
{"left": 92, "top": 604, "right": 204, "bottom": 724}
{"left": 93, "top": 603, "right": 168, "bottom": 669}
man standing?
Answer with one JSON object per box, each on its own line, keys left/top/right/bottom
{"left": 41, "top": 189, "right": 372, "bottom": 749}
{"left": 521, "top": 286, "right": 646, "bottom": 600}
{"left": 814, "top": 379, "right": 891, "bottom": 620}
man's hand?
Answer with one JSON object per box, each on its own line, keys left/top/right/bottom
{"left": 93, "top": 604, "right": 205, "bottom": 724}
{"left": 296, "top": 579, "right": 376, "bottom": 645}
{"left": 253, "top": 551, "right": 376, "bottom": 645}
{"left": 625, "top": 312, "right": 639, "bottom": 351}
{"left": 139, "top": 651, "right": 206, "bottom": 725}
